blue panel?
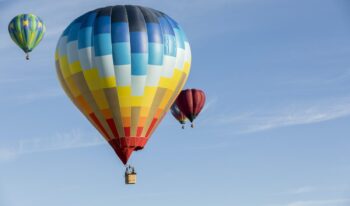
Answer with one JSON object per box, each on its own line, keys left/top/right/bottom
{"left": 146, "top": 23, "right": 162, "bottom": 43}
{"left": 178, "top": 26, "right": 188, "bottom": 42}
{"left": 148, "top": 43, "right": 163, "bottom": 65}
{"left": 174, "top": 28, "right": 185, "bottom": 49}
{"left": 81, "top": 12, "right": 97, "bottom": 28}
{"left": 112, "top": 6, "right": 128, "bottom": 22}
{"left": 78, "top": 27, "right": 93, "bottom": 49}
{"left": 94, "top": 16, "right": 111, "bottom": 34}
{"left": 131, "top": 53, "right": 148, "bottom": 75}
{"left": 94, "top": 34, "right": 112, "bottom": 56}
{"left": 111, "top": 22, "right": 129, "bottom": 43}
{"left": 67, "top": 23, "right": 81, "bottom": 42}
{"left": 130, "top": 32, "right": 148, "bottom": 53}
{"left": 62, "top": 26, "right": 70, "bottom": 36}
{"left": 165, "top": 16, "right": 180, "bottom": 29}
{"left": 158, "top": 17, "right": 174, "bottom": 36}
{"left": 112, "top": 42, "right": 131, "bottom": 65}
{"left": 125, "top": 5, "right": 146, "bottom": 32}
{"left": 163, "top": 34, "right": 176, "bottom": 57}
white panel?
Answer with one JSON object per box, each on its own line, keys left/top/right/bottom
{"left": 146, "top": 65, "right": 162, "bottom": 86}
{"left": 161, "top": 55, "right": 176, "bottom": 78}
{"left": 91, "top": 49, "right": 97, "bottom": 69}
{"left": 78, "top": 47, "right": 93, "bottom": 70}
{"left": 184, "top": 42, "right": 191, "bottom": 63}
{"left": 131, "top": 76, "right": 147, "bottom": 96}
{"left": 67, "top": 41, "right": 79, "bottom": 64}
{"left": 115, "top": 65, "right": 131, "bottom": 86}
{"left": 175, "top": 48, "right": 185, "bottom": 70}
{"left": 94, "top": 55, "right": 115, "bottom": 77}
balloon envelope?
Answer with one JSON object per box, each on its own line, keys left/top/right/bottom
{"left": 176, "top": 89, "right": 206, "bottom": 122}
{"left": 8, "top": 14, "right": 45, "bottom": 57}
{"left": 55, "top": 5, "right": 191, "bottom": 164}
{"left": 170, "top": 103, "right": 187, "bottom": 125}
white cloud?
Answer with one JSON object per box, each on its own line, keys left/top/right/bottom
{"left": 0, "top": 129, "right": 105, "bottom": 161}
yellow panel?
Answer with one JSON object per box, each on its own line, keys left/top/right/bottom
{"left": 66, "top": 76, "right": 81, "bottom": 97}
{"left": 55, "top": 51, "right": 59, "bottom": 60}
{"left": 158, "top": 76, "right": 172, "bottom": 89}
{"left": 175, "top": 72, "right": 185, "bottom": 91}
{"left": 117, "top": 87, "right": 131, "bottom": 107}
{"left": 169, "top": 69, "right": 182, "bottom": 90}
{"left": 183, "top": 62, "right": 191, "bottom": 75}
{"left": 131, "top": 96, "right": 143, "bottom": 107}
{"left": 83, "top": 69, "right": 101, "bottom": 91}
{"left": 58, "top": 56, "right": 72, "bottom": 79}
{"left": 117, "top": 86, "right": 131, "bottom": 96}
{"left": 69, "top": 61, "right": 83, "bottom": 75}
{"left": 92, "top": 90, "right": 109, "bottom": 110}
{"left": 140, "top": 87, "right": 157, "bottom": 107}
{"left": 159, "top": 89, "right": 173, "bottom": 109}
{"left": 100, "top": 76, "right": 117, "bottom": 88}
{"left": 140, "top": 107, "right": 150, "bottom": 116}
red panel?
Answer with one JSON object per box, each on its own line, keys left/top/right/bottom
{"left": 106, "top": 119, "right": 120, "bottom": 139}
{"left": 192, "top": 90, "right": 206, "bottom": 117}
{"left": 124, "top": 127, "right": 130, "bottom": 136}
{"left": 176, "top": 89, "right": 193, "bottom": 121}
{"left": 136, "top": 127, "right": 143, "bottom": 136}
{"left": 146, "top": 118, "right": 158, "bottom": 137}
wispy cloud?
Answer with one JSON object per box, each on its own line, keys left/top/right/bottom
{"left": 0, "top": 129, "right": 105, "bottom": 161}
{"left": 12, "top": 88, "right": 64, "bottom": 104}
{"left": 0, "top": 76, "right": 53, "bottom": 85}
{"left": 280, "top": 185, "right": 350, "bottom": 196}
{"left": 215, "top": 97, "right": 350, "bottom": 134}
{"left": 201, "top": 96, "right": 218, "bottom": 113}
{"left": 288, "top": 186, "right": 317, "bottom": 195}
{"left": 284, "top": 199, "right": 350, "bottom": 206}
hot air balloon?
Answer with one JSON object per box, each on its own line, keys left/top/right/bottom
{"left": 55, "top": 5, "right": 191, "bottom": 183}
{"left": 8, "top": 14, "right": 46, "bottom": 60}
{"left": 170, "top": 103, "right": 187, "bottom": 129}
{"left": 176, "top": 89, "right": 206, "bottom": 128}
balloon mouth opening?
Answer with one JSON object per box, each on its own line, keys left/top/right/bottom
{"left": 134, "top": 146, "right": 143, "bottom": 151}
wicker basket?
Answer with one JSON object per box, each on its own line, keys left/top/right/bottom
{"left": 125, "top": 173, "right": 137, "bottom": 184}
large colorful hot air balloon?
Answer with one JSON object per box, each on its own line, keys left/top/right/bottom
{"left": 170, "top": 103, "right": 187, "bottom": 129}
{"left": 8, "top": 14, "right": 46, "bottom": 60}
{"left": 176, "top": 89, "right": 206, "bottom": 128}
{"left": 55, "top": 5, "right": 191, "bottom": 174}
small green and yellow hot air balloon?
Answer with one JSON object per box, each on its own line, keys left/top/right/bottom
{"left": 8, "top": 14, "right": 46, "bottom": 60}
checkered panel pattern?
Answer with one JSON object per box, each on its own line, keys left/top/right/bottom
{"left": 55, "top": 5, "right": 191, "bottom": 164}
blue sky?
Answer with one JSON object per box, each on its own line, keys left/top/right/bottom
{"left": 0, "top": 0, "right": 350, "bottom": 205}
